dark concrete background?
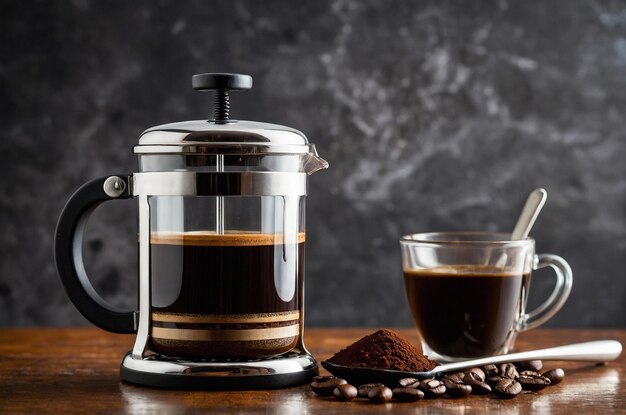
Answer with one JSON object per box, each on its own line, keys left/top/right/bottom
{"left": 1, "top": 0, "right": 625, "bottom": 329}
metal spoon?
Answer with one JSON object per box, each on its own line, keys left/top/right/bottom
{"left": 511, "top": 188, "right": 548, "bottom": 240}
{"left": 495, "top": 188, "right": 547, "bottom": 267}
{"left": 321, "top": 340, "right": 622, "bottom": 385}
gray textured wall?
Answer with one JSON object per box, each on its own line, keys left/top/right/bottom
{"left": 1, "top": 0, "right": 625, "bottom": 329}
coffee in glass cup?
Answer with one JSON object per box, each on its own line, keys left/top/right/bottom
{"left": 400, "top": 232, "right": 572, "bottom": 361}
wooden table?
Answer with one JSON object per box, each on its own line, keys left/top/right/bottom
{"left": 0, "top": 328, "right": 623, "bottom": 414}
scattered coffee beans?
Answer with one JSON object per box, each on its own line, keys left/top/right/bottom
{"left": 494, "top": 378, "right": 523, "bottom": 399}
{"left": 543, "top": 368, "right": 565, "bottom": 385}
{"left": 368, "top": 386, "right": 393, "bottom": 403}
{"left": 518, "top": 371, "right": 551, "bottom": 391}
{"left": 311, "top": 362, "right": 565, "bottom": 403}
{"left": 333, "top": 384, "right": 357, "bottom": 401}
{"left": 419, "top": 379, "right": 446, "bottom": 398}
{"left": 358, "top": 383, "right": 385, "bottom": 397}
{"left": 443, "top": 377, "right": 472, "bottom": 397}
{"left": 310, "top": 376, "right": 347, "bottom": 396}
{"left": 516, "top": 360, "right": 543, "bottom": 372}
{"left": 392, "top": 387, "right": 424, "bottom": 402}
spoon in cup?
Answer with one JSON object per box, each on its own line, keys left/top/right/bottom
{"left": 511, "top": 188, "right": 547, "bottom": 240}
{"left": 495, "top": 188, "right": 547, "bottom": 268}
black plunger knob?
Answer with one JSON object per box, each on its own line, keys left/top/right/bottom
{"left": 192, "top": 73, "right": 253, "bottom": 123}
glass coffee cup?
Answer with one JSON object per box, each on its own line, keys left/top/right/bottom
{"left": 400, "top": 232, "right": 573, "bottom": 361}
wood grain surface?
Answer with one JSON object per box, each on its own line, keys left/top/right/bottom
{"left": 0, "top": 328, "right": 623, "bottom": 414}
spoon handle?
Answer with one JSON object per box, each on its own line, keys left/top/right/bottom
{"left": 431, "top": 340, "right": 622, "bottom": 375}
{"left": 511, "top": 188, "right": 547, "bottom": 240}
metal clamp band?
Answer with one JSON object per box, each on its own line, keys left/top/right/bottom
{"left": 132, "top": 171, "right": 307, "bottom": 196}
{"left": 134, "top": 144, "right": 314, "bottom": 155}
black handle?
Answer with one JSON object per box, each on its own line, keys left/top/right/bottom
{"left": 54, "top": 175, "right": 136, "bottom": 334}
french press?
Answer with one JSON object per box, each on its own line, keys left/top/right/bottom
{"left": 54, "top": 73, "right": 328, "bottom": 389}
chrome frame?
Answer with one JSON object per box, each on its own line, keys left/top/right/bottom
{"left": 121, "top": 349, "right": 317, "bottom": 379}
{"left": 132, "top": 171, "right": 307, "bottom": 197}
{"left": 133, "top": 143, "right": 318, "bottom": 155}
{"left": 131, "top": 194, "right": 151, "bottom": 359}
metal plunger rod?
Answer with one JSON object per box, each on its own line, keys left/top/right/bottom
{"left": 214, "top": 89, "right": 227, "bottom": 234}
{"left": 216, "top": 154, "right": 224, "bottom": 235}
{"left": 191, "top": 73, "right": 253, "bottom": 235}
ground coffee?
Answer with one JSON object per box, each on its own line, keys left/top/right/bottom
{"left": 326, "top": 329, "right": 438, "bottom": 372}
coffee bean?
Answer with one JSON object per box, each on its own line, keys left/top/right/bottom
{"left": 358, "top": 383, "right": 386, "bottom": 397}
{"left": 463, "top": 371, "right": 481, "bottom": 384}
{"left": 486, "top": 375, "right": 507, "bottom": 387}
{"left": 368, "top": 386, "right": 393, "bottom": 403}
{"left": 494, "top": 378, "right": 522, "bottom": 399}
{"left": 470, "top": 380, "right": 492, "bottom": 395}
{"left": 310, "top": 376, "right": 347, "bottom": 396}
{"left": 516, "top": 360, "right": 543, "bottom": 372}
{"left": 442, "top": 372, "right": 465, "bottom": 383}
{"left": 419, "top": 378, "right": 446, "bottom": 398}
{"left": 443, "top": 377, "right": 472, "bottom": 397}
{"left": 311, "top": 375, "right": 331, "bottom": 382}
{"left": 482, "top": 364, "right": 498, "bottom": 378}
{"left": 333, "top": 384, "right": 358, "bottom": 401}
{"left": 465, "top": 367, "right": 485, "bottom": 382}
{"left": 518, "top": 372, "right": 551, "bottom": 391}
{"left": 499, "top": 363, "right": 519, "bottom": 379}
{"left": 392, "top": 387, "right": 424, "bottom": 402}
{"left": 463, "top": 372, "right": 492, "bottom": 395}
{"left": 543, "top": 368, "right": 565, "bottom": 385}
{"left": 398, "top": 377, "right": 420, "bottom": 388}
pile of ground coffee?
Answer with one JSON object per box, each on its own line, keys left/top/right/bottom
{"left": 327, "top": 329, "right": 437, "bottom": 372}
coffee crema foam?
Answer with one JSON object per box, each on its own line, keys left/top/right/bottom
{"left": 404, "top": 264, "right": 524, "bottom": 277}
{"left": 150, "top": 231, "right": 306, "bottom": 246}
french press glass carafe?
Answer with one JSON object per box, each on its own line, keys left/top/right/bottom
{"left": 54, "top": 73, "right": 328, "bottom": 389}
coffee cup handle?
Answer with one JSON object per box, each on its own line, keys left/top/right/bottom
{"left": 54, "top": 174, "right": 136, "bottom": 334}
{"left": 519, "top": 254, "right": 573, "bottom": 331}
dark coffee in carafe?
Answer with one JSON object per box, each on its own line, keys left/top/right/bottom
{"left": 149, "top": 231, "right": 305, "bottom": 359}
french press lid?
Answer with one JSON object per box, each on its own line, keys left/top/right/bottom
{"left": 134, "top": 73, "right": 320, "bottom": 158}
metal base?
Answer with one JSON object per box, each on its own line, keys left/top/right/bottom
{"left": 120, "top": 350, "right": 318, "bottom": 390}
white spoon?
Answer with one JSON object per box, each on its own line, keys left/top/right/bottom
{"left": 511, "top": 188, "right": 548, "bottom": 240}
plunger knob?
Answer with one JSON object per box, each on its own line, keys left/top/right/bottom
{"left": 192, "top": 73, "right": 253, "bottom": 123}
